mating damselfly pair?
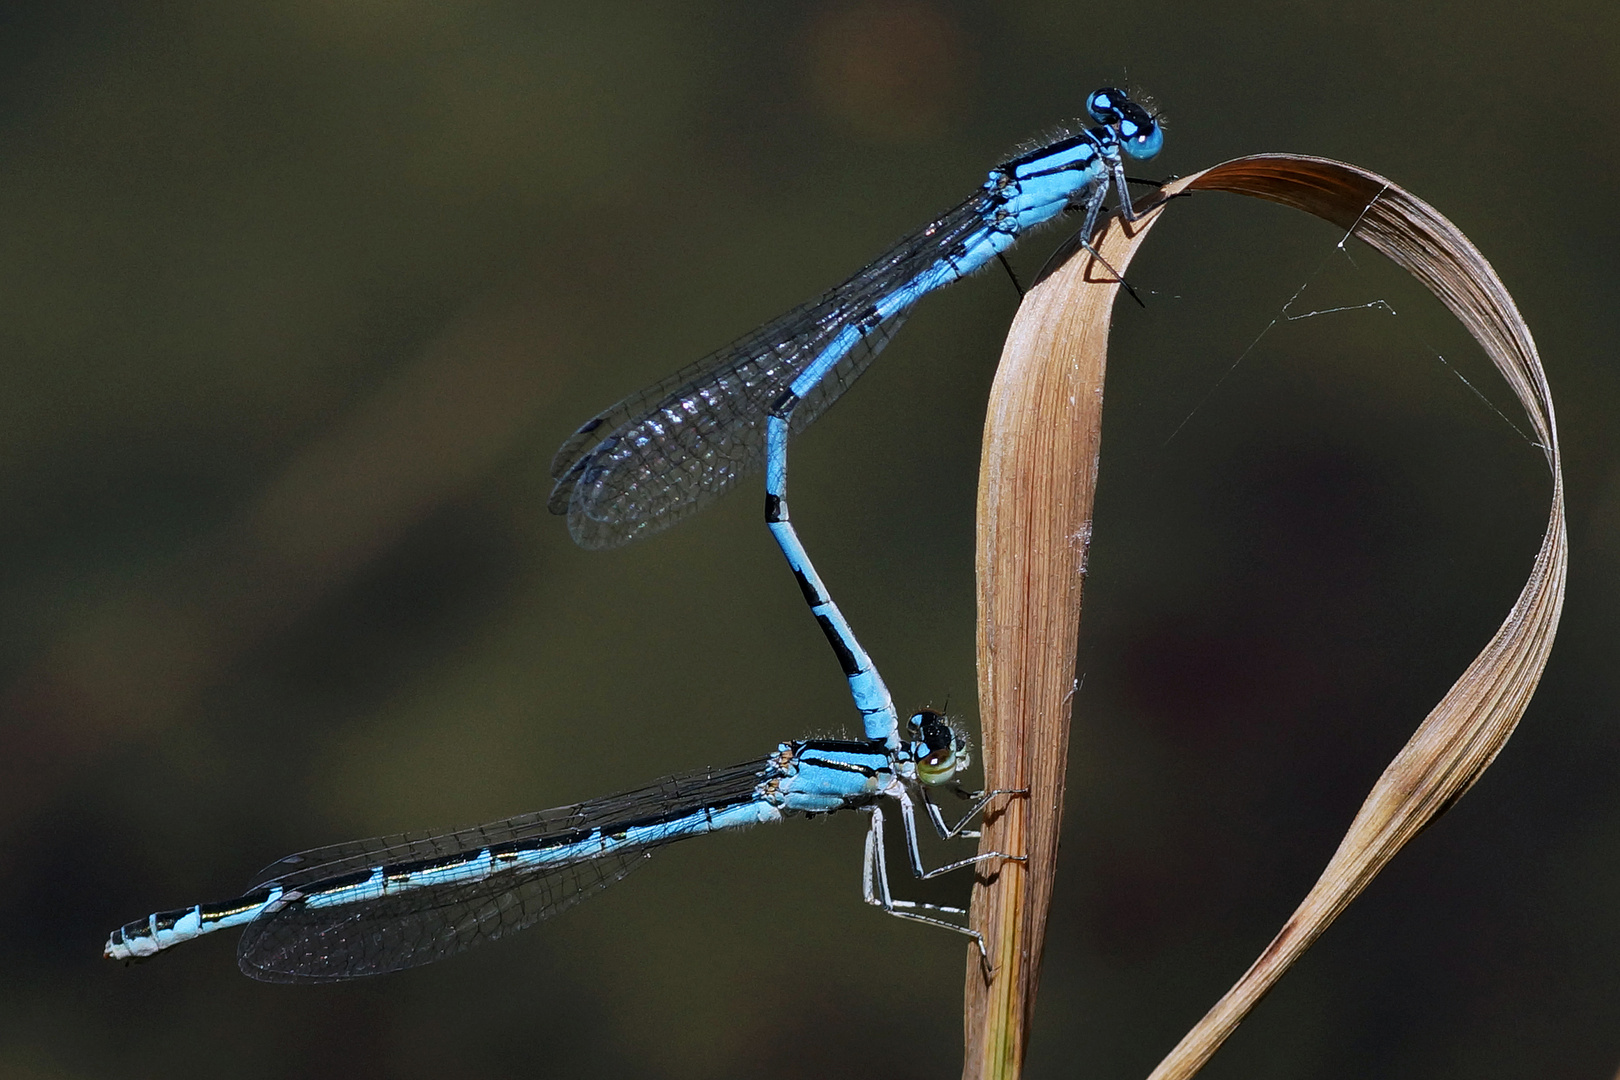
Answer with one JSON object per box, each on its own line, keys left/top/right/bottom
{"left": 105, "top": 87, "right": 1163, "bottom": 981}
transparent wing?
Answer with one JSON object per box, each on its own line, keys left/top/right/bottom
{"left": 238, "top": 849, "right": 648, "bottom": 983}
{"left": 548, "top": 188, "right": 999, "bottom": 550}
{"left": 236, "top": 758, "right": 775, "bottom": 982}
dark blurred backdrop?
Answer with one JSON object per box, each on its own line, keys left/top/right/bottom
{"left": 0, "top": 2, "right": 1615, "bottom": 1078}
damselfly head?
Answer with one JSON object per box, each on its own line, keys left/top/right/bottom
{"left": 1086, "top": 88, "right": 1163, "bottom": 162}
{"left": 909, "top": 709, "right": 972, "bottom": 785}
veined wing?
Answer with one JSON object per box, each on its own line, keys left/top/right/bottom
{"left": 548, "top": 187, "right": 1000, "bottom": 550}
{"left": 237, "top": 758, "right": 775, "bottom": 982}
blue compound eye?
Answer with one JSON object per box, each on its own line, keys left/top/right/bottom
{"left": 1117, "top": 102, "right": 1163, "bottom": 160}
{"left": 1087, "top": 86, "right": 1127, "bottom": 124}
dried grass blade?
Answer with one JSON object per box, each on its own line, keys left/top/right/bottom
{"left": 962, "top": 155, "right": 1566, "bottom": 1080}
{"left": 963, "top": 199, "right": 1175, "bottom": 1080}
{"left": 1143, "top": 156, "right": 1565, "bottom": 1080}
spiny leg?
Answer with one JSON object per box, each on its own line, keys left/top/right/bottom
{"left": 1071, "top": 175, "right": 1145, "bottom": 307}
{"left": 862, "top": 805, "right": 987, "bottom": 960}
{"left": 995, "top": 251, "right": 1025, "bottom": 298}
{"left": 922, "top": 786, "right": 1028, "bottom": 841}
{"left": 1110, "top": 156, "right": 1148, "bottom": 224}
{"left": 896, "top": 788, "right": 1023, "bottom": 880}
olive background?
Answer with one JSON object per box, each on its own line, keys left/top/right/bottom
{"left": 1, "top": 2, "right": 1616, "bottom": 1078}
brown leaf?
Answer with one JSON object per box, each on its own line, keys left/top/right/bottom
{"left": 961, "top": 155, "right": 1566, "bottom": 1080}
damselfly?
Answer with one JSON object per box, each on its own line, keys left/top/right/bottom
{"left": 105, "top": 711, "right": 1018, "bottom": 981}
{"left": 549, "top": 88, "right": 1163, "bottom": 746}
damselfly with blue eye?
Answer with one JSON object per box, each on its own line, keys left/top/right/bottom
{"left": 549, "top": 88, "right": 1164, "bottom": 749}
{"left": 106, "top": 711, "right": 1020, "bottom": 980}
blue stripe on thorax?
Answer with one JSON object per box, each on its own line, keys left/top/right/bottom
{"left": 773, "top": 740, "right": 893, "bottom": 812}
{"left": 1011, "top": 139, "right": 1100, "bottom": 178}
{"left": 1006, "top": 167, "right": 1106, "bottom": 222}
{"left": 1001, "top": 131, "right": 1098, "bottom": 173}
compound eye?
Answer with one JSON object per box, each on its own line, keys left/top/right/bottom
{"left": 1087, "top": 86, "right": 1127, "bottom": 124}
{"left": 1118, "top": 102, "right": 1163, "bottom": 160}
{"left": 917, "top": 747, "right": 960, "bottom": 786}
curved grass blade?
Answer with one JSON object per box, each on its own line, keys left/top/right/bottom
{"left": 962, "top": 156, "right": 1565, "bottom": 1080}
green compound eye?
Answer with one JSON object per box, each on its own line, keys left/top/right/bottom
{"left": 918, "top": 746, "right": 962, "bottom": 786}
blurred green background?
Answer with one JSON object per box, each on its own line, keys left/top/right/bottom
{"left": 1, "top": 1, "right": 1615, "bottom": 1077}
